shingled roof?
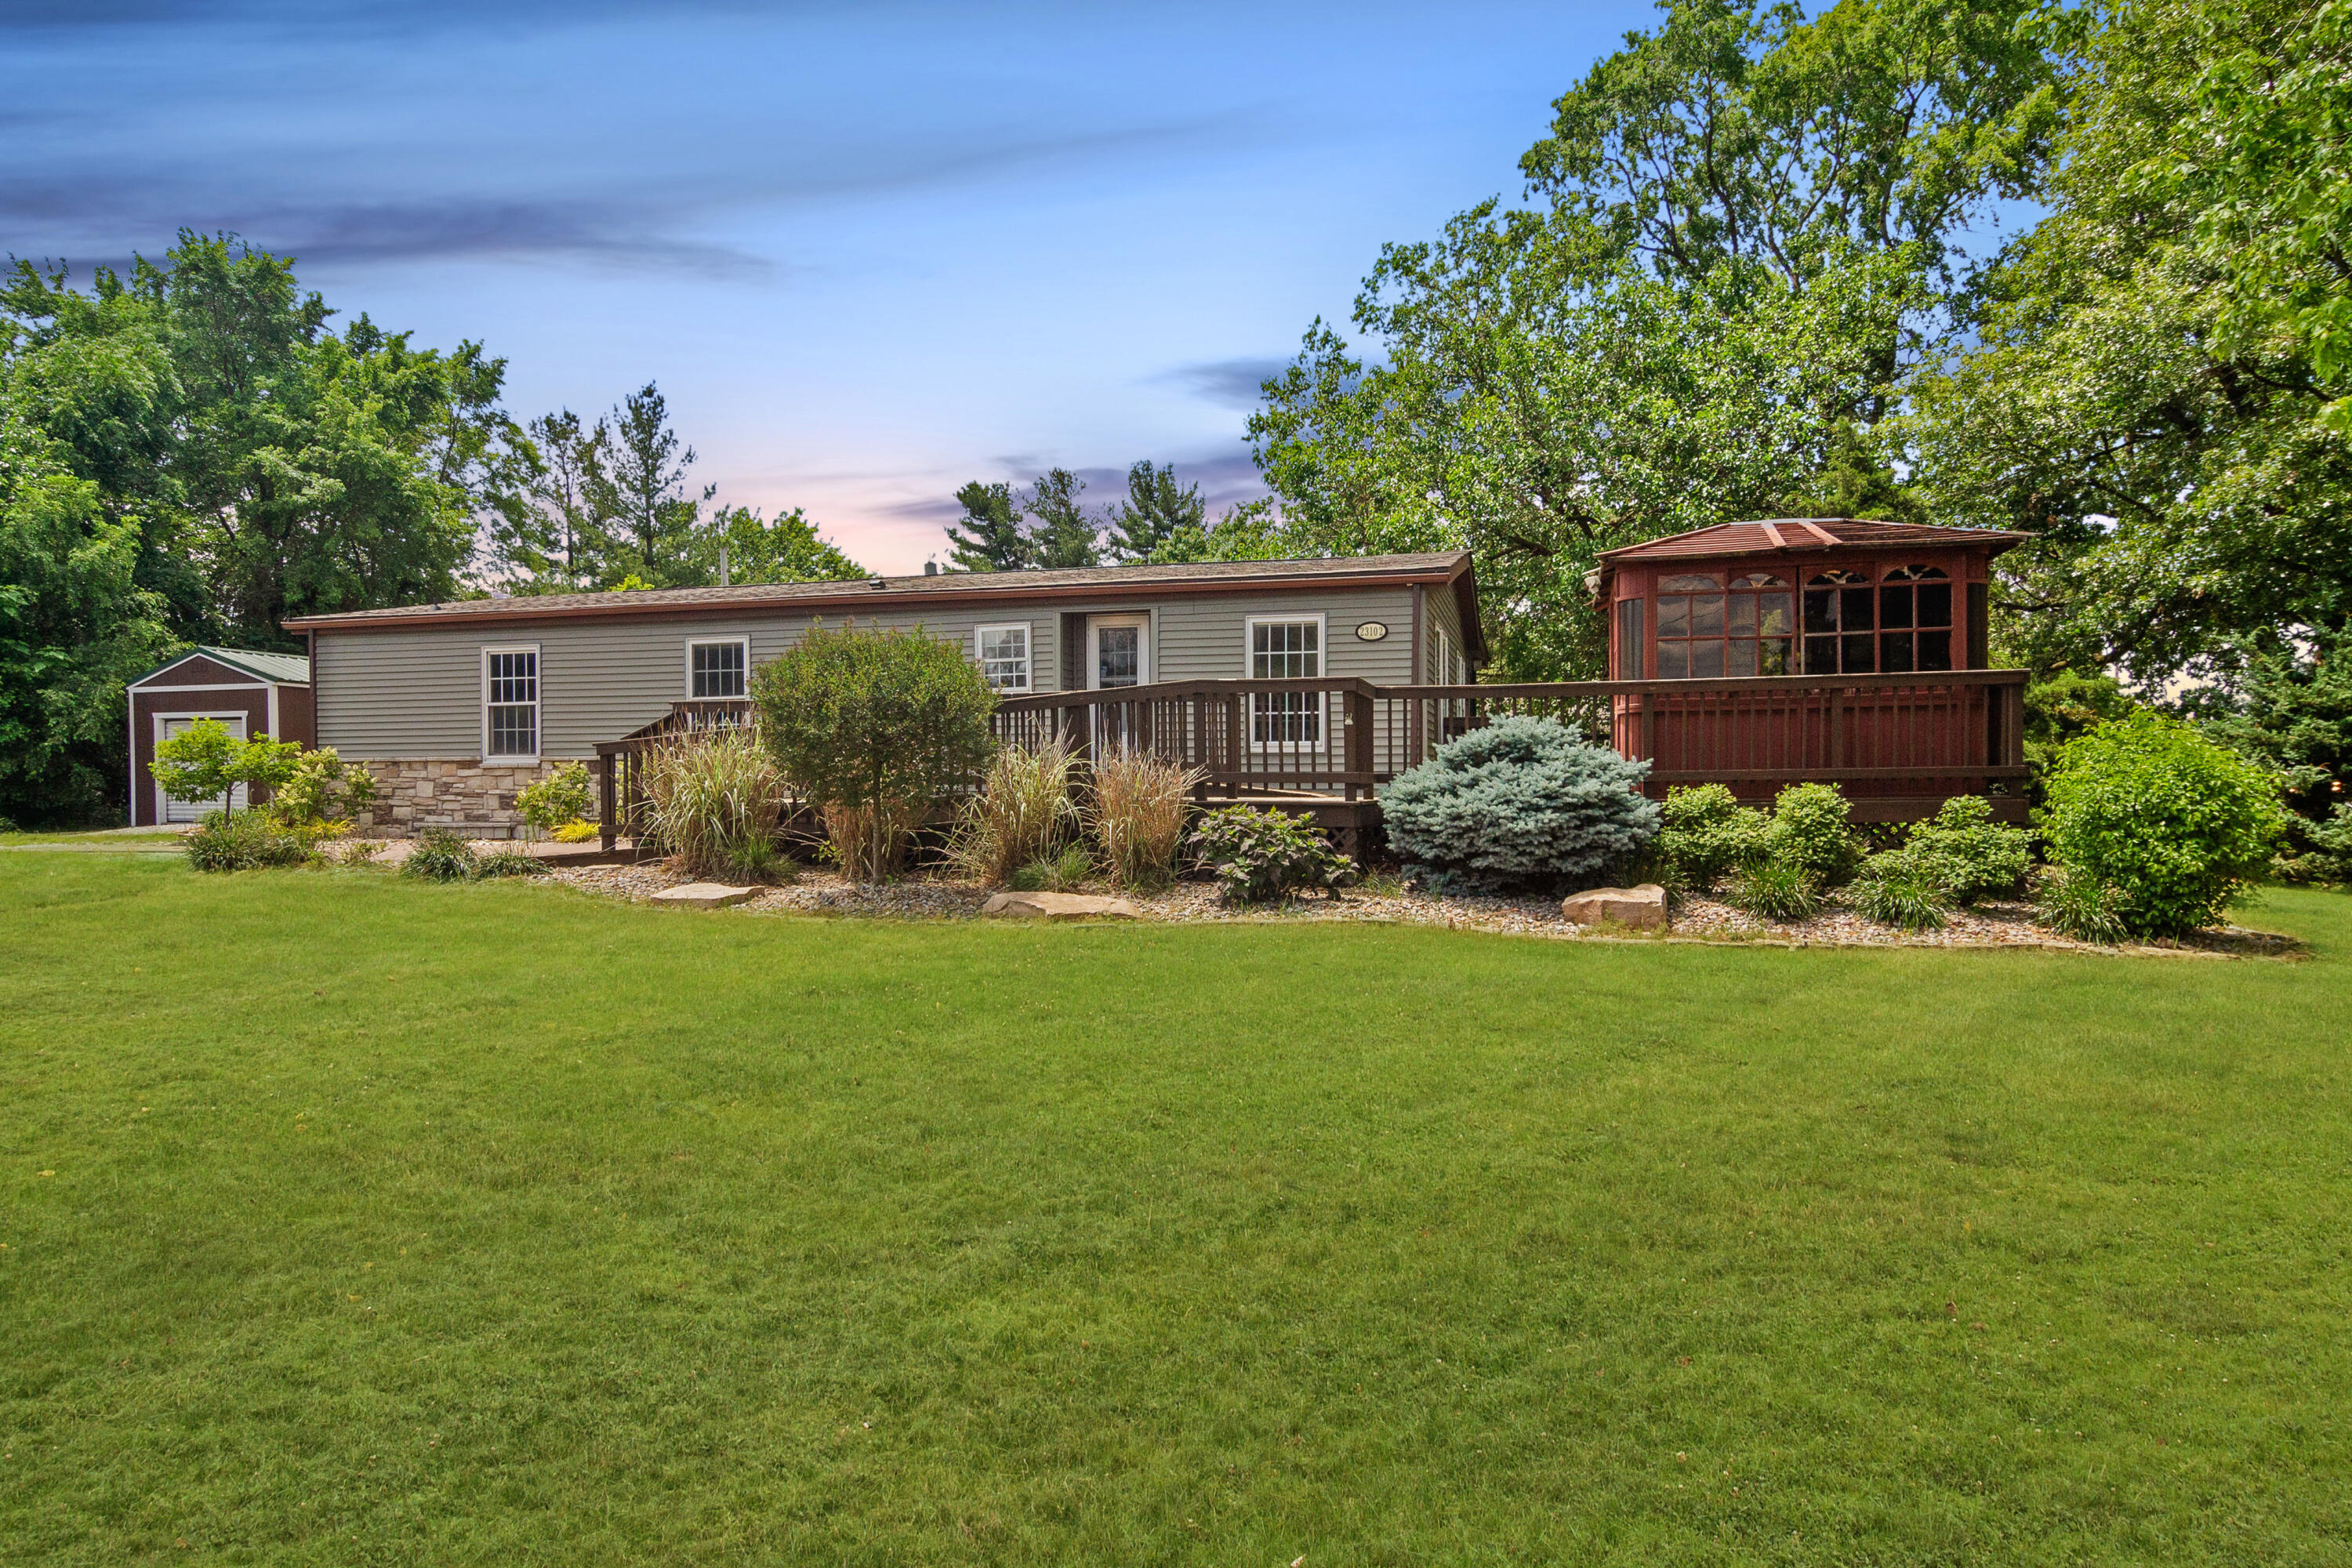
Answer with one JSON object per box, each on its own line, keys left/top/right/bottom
{"left": 1597, "top": 520, "right": 2028, "bottom": 563}
{"left": 281, "top": 551, "right": 1476, "bottom": 634}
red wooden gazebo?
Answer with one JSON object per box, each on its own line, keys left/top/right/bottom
{"left": 1593, "top": 519, "right": 2031, "bottom": 821}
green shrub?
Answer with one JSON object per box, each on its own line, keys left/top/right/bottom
{"left": 1010, "top": 842, "right": 1094, "bottom": 892}
{"left": 1848, "top": 853, "right": 1955, "bottom": 931}
{"left": 1762, "top": 782, "right": 1860, "bottom": 887}
{"left": 1725, "top": 857, "right": 1820, "bottom": 921}
{"left": 1655, "top": 783, "right": 1770, "bottom": 891}
{"left": 753, "top": 622, "right": 996, "bottom": 881}
{"left": 1899, "top": 795, "right": 2031, "bottom": 904}
{"left": 2042, "top": 712, "right": 2288, "bottom": 936}
{"left": 2036, "top": 866, "right": 2129, "bottom": 945}
{"left": 400, "top": 828, "right": 478, "bottom": 884}
{"left": 947, "top": 738, "right": 1078, "bottom": 884}
{"left": 1381, "top": 716, "right": 1660, "bottom": 895}
{"left": 183, "top": 809, "right": 321, "bottom": 872}
{"left": 640, "top": 728, "right": 790, "bottom": 882}
{"left": 1189, "top": 805, "right": 1357, "bottom": 906}
{"left": 516, "top": 763, "right": 594, "bottom": 839}
{"left": 267, "top": 746, "right": 375, "bottom": 827}
{"left": 474, "top": 850, "right": 550, "bottom": 880}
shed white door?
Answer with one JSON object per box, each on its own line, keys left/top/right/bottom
{"left": 158, "top": 714, "right": 249, "bottom": 822}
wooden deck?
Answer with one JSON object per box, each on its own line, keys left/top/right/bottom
{"left": 592, "top": 670, "right": 2030, "bottom": 852}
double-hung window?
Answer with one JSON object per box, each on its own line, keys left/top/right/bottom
{"left": 483, "top": 646, "right": 539, "bottom": 760}
{"left": 975, "top": 624, "right": 1031, "bottom": 693}
{"left": 1247, "top": 616, "right": 1323, "bottom": 746}
{"left": 688, "top": 637, "right": 748, "bottom": 699}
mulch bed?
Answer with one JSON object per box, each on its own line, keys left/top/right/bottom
{"left": 510, "top": 853, "right": 2302, "bottom": 959}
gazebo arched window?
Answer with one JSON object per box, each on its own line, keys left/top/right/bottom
{"left": 1802, "top": 569, "right": 1875, "bottom": 673}
{"left": 1655, "top": 571, "right": 1794, "bottom": 677}
{"left": 1878, "top": 565, "right": 1953, "bottom": 672}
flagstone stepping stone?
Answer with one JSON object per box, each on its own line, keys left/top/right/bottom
{"left": 981, "top": 891, "right": 1142, "bottom": 920}
{"left": 651, "top": 882, "right": 758, "bottom": 909}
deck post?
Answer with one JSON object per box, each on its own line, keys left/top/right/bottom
{"left": 1345, "top": 686, "right": 1374, "bottom": 800}
{"left": 598, "top": 749, "right": 618, "bottom": 853}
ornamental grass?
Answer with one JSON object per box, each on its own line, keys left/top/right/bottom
{"left": 946, "top": 738, "right": 1079, "bottom": 886}
{"left": 641, "top": 726, "right": 793, "bottom": 883}
{"left": 1087, "top": 749, "right": 1203, "bottom": 891}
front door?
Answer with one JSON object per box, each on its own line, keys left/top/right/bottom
{"left": 1088, "top": 615, "right": 1149, "bottom": 690}
{"left": 157, "top": 714, "right": 249, "bottom": 822}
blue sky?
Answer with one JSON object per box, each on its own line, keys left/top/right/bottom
{"left": 6, "top": 1, "right": 1662, "bottom": 572}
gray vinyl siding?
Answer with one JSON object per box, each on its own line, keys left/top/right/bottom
{"left": 1423, "top": 586, "right": 1467, "bottom": 684}
{"left": 1154, "top": 589, "right": 1415, "bottom": 685}
{"left": 313, "top": 587, "right": 1421, "bottom": 760}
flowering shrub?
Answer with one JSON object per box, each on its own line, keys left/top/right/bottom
{"left": 516, "top": 762, "right": 593, "bottom": 839}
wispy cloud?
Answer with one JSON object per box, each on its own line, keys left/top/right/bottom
{"left": 1156, "top": 356, "right": 1290, "bottom": 410}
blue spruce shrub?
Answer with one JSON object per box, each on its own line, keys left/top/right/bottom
{"left": 1382, "top": 716, "right": 1661, "bottom": 894}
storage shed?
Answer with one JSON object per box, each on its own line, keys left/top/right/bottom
{"left": 125, "top": 647, "right": 314, "bottom": 826}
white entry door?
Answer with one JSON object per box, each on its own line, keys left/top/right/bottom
{"left": 158, "top": 714, "right": 249, "bottom": 822}
{"left": 1088, "top": 615, "right": 1149, "bottom": 690}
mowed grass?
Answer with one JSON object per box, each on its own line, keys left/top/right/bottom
{"left": 3, "top": 857, "right": 2350, "bottom": 1566}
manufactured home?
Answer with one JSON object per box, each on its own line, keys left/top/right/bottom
{"left": 281, "top": 554, "right": 1482, "bottom": 837}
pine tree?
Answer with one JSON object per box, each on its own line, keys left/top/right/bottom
{"left": 1105, "top": 460, "right": 1205, "bottom": 561}
{"left": 943, "top": 481, "right": 1029, "bottom": 572}
{"left": 1022, "top": 468, "right": 1101, "bottom": 568}
{"left": 596, "top": 383, "right": 707, "bottom": 586}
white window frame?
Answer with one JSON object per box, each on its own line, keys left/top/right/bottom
{"left": 481, "top": 644, "right": 542, "bottom": 763}
{"left": 684, "top": 636, "right": 750, "bottom": 700}
{"left": 974, "top": 623, "right": 1033, "bottom": 694}
{"left": 1243, "top": 612, "right": 1327, "bottom": 750}
{"left": 1087, "top": 613, "right": 1152, "bottom": 690}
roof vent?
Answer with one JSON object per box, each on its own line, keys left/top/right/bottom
{"left": 868, "top": 577, "right": 887, "bottom": 589}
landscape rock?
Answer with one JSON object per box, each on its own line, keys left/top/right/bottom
{"left": 981, "top": 891, "right": 1142, "bottom": 921}
{"left": 1560, "top": 883, "right": 1668, "bottom": 931}
{"left": 650, "top": 882, "right": 758, "bottom": 910}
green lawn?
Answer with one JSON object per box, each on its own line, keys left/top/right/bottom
{"left": 4, "top": 856, "right": 2350, "bottom": 1565}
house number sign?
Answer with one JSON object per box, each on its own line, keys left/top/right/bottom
{"left": 1355, "top": 621, "right": 1390, "bottom": 641}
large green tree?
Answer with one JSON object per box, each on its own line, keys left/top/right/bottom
{"left": 1, "top": 230, "right": 529, "bottom": 823}
{"left": 1247, "top": 0, "right": 2074, "bottom": 677}
{"left": 682, "top": 505, "right": 866, "bottom": 586}
{"left": 1900, "top": 0, "right": 2350, "bottom": 686}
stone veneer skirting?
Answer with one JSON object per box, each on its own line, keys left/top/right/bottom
{"left": 354, "top": 758, "right": 598, "bottom": 838}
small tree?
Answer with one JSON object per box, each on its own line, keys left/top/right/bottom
{"left": 151, "top": 720, "right": 303, "bottom": 817}
{"left": 751, "top": 622, "right": 996, "bottom": 880}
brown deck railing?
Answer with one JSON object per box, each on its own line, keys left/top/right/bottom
{"left": 994, "top": 669, "right": 2028, "bottom": 801}
{"left": 596, "top": 670, "right": 2028, "bottom": 848}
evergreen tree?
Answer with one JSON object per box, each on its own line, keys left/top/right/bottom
{"left": 491, "top": 408, "right": 612, "bottom": 593}
{"left": 595, "top": 382, "right": 707, "bottom": 586}
{"left": 1021, "top": 467, "right": 1102, "bottom": 568}
{"left": 1105, "top": 460, "right": 1206, "bottom": 561}
{"left": 943, "top": 480, "right": 1028, "bottom": 572}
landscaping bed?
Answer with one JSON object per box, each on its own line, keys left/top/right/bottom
{"left": 529, "top": 853, "right": 2301, "bottom": 956}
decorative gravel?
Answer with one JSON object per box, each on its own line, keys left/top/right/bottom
{"left": 532, "top": 858, "right": 2300, "bottom": 959}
